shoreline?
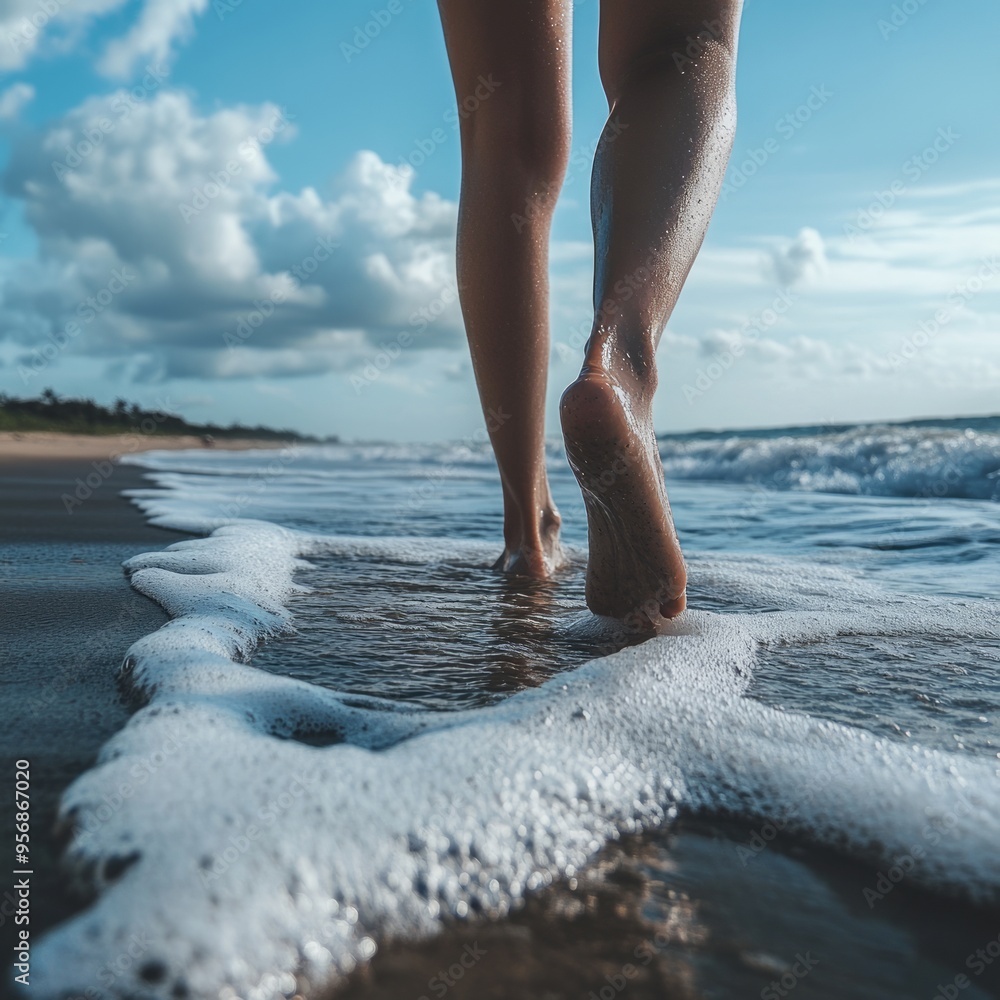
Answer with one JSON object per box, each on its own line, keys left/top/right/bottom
{"left": 1, "top": 456, "right": 197, "bottom": 939}
{"left": 6, "top": 449, "right": 1000, "bottom": 998}
{"left": 0, "top": 430, "right": 297, "bottom": 464}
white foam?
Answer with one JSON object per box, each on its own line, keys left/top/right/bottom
{"left": 123, "top": 421, "right": 1000, "bottom": 501}
{"left": 659, "top": 423, "right": 1000, "bottom": 500}
{"left": 30, "top": 518, "right": 1000, "bottom": 999}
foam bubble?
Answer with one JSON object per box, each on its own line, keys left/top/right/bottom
{"left": 659, "top": 423, "right": 1000, "bottom": 500}
{"left": 123, "top": 420, "right": 1000, "bottom": 501}
{"left": 29, "top": 520, "right": 1000, "bottom": 999}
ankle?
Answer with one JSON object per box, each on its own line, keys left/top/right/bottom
{"left": 503, "top": 498, "right": 561, "bottom": 554}
{"left": 583, "top": 325, "right": 658, "bottom": 396}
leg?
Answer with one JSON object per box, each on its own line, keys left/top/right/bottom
{"left": 437, "top": 0, "right": 572, "bottom": 577}
{"left": 560, "top": 0, "right": 742, "bottom": 622}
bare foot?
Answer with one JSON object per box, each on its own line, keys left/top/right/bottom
{"left": 492, "top": 505, "right": 565, "bottom": 578}
{"left": 560, "top": 366, "right": 687, "bottom": 623}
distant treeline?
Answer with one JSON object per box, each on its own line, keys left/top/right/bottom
{"left": 0, "top": 390, "right": 328, "bottom": 442}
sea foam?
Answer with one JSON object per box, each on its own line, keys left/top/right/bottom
{"left": 122, "top": 418, "right": 1000, "bottom": 501}
{"left": 658, "top": 423, "right": 1000, "bottom": 499}
{"left": 29, "top": 516, "right": 1000, "bottom": 999}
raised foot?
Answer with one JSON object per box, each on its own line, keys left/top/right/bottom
{"left": 560, "top": 367, "right": 687, "bottom": 624}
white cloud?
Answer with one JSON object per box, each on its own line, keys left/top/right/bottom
{"left": 768, "top": 226, "right": 827, "bottom": 287}
{"left": 0, "top": 0, "right": 125, "bottom": 72}
{"left": 692, "top": 327, "right": 894, "bottom": 382}
{"left": 0, "top": 0, "right": 205, "bottom": 75}
{"left": 0, "top": 81, "right": 34, "bottom": 120}
{"left": 661, "top": 330, "right": 698, "bottom": 351}
{"left": 1, "top": 90, "right": 461, "bottom": 383}
{"left": 98, "top": 0, "right": 208, "bottom": 78}
{"left": 549, "top": 240, "right": 592, "bottom": 264}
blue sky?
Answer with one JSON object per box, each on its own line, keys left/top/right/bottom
{"left": 1, "top": 0, "right": 998, "bottom": 441}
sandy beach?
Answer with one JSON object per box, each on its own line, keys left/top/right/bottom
{"left": 0, "top": 431, "right": 292, "bottom": 464}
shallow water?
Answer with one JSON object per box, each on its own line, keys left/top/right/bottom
{"left": 251, "top": 553, "right": 601, "bottom": 711}
{"left": 224, "top": 430, "right": 1000, "bottom": 745}
{"left": 26, "top": 418, "right": 1000, "bottom": 999}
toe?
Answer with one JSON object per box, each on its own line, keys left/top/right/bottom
{"left": 660, "top": 591, "right": 686, "bottom": 619}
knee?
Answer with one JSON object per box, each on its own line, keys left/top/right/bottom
{"left": 600, "top": 26, "right": 738, "bottom": 108}
{"left": 459, "top": 83, "right": 571, "bottom": 198}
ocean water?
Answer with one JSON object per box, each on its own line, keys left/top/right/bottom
{"left": 28, "top": 418, "right": 1000, "bottom": 999}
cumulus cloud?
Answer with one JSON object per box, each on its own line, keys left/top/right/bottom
{"left": 98, "top": 0, "right": 208, "bottom": 78}
{"left": 698, "top": 327, "right": 791, "bottom": 365}
{"left": 0, "top": 81, "right": 34, "bottom": 121}
{"left": 1, "top": 90, "right": 461, "bottom": 383}
{"left": 768, "top": 227, "right": 827, "bottom": 287}
{"left": 1, "top": 0, "right": 121, "bottom": 71}
{"left": 0, "top": 0, "right": 204, "bottom": 75}
{"left": 694, "top": 326, "right": 895, "bottom": 380}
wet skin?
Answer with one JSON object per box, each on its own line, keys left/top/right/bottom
{"left": 437, "top": 0, "right": 743, "bottom": 623}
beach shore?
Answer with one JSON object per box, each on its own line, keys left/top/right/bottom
{"left": 6, "top": 442, "right": 1000, "bottom": 999}
{"left": 1, "top": 446, "right": 200, "bottom": 936}
{"left": 0, "top": 430, "right": 291, "bottom": 464}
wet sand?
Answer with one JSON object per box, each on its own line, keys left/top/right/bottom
{"left": 333, "top": 818, "right": 1000, "bottom": 1000}
{"left": 1, "top": 452, "right": 196, "bottom": 937}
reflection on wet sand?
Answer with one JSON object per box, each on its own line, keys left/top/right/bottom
{"left": 332, "top": 817, "right": 1000, "bottom": 1000}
